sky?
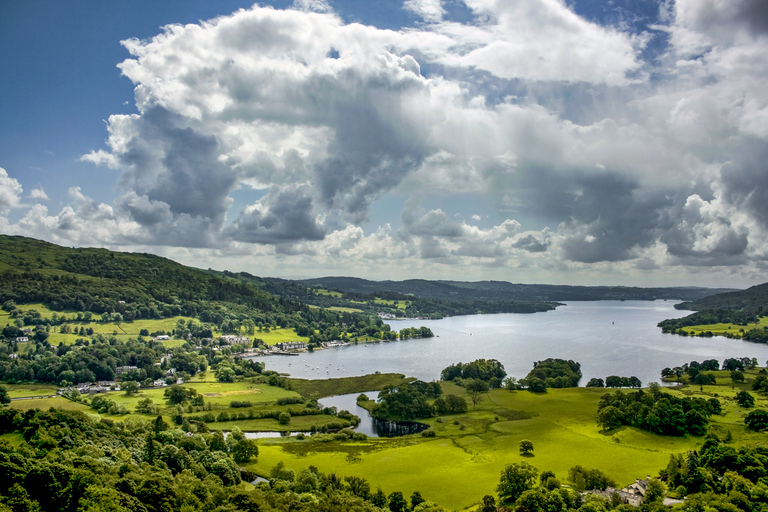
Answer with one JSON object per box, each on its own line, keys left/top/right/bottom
{"left": 1, "top": 0, "right": 768, "bottom": 288}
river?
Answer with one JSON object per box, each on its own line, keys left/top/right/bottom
{"left": 251, "top": 301, "right": 768, "bottom": 387}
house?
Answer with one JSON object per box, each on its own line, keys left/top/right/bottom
{"left": 15, "top": 337, "right": 28, "bottom": 343}
{"left": 219, "top": 335, "right": 250, "bottom": 345}
{"left": 116, "top": 365, "right": 138, "bottom": 376}
{"left": 153, "top": 379, "right": 167, "bottom": 387}
{"left": 589, "top": 477, "right": 650, "bottom": 507}
{"left": 154, "top": 335, "right": 170, "bottom": 341}
{"left": 276, "top": 342, "right": 307, "bottom": 351}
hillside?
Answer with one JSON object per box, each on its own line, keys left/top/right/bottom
{"left": 658, "top": 282, "right": 768, "bottom": 338}
{"left": 293, "top": 276, "right": 733, "bottom": 303}
{"left": 673, "top": 282, "right": 768, "bottom": 313}
{"left": 0, "top": 235, "right": 374, "bottom": 347}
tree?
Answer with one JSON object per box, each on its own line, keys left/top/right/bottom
{"left": 215, "top": 365, "right": 236, "bottom": 383}
{"left": 123, "top": 381, "right": 139, "bottom": 395}
{"left": 466, "top": 379, "right": 489, "bottom": 407}
{"left": 229, "top": 428, "right": 258, "bottom": 463}
{"left": 731, "top": 371, "right": 745, "bottom": 384}
{"left": 135, "top": 397, "right": 158, "bottom": 415}
{"left": 586, "top": 378, "right": 604, "bottom": 388}
{"left": 597, "top": 405, "right": 623, "bottom": 430}
{"left": 736, "top": 391, "right": 755, "bottom": 408}
{"left": 644, "top": 478, "right": 665, "bottom": 504}
{"left": 345, "top": 476, "right": 370, "bottom": 499}
{"left": 371, "top": 488, "right": 387, "bottom": 508}
{"left": 164, "top": 385, "right": 195, "bottom": 405}
{"left": 0, "top": 386, "right": 10, "bottom": 406}
{"left": 745, "top": 409, "right": 768, "bottom": 431}
{"left": 410, "top": 491, "right": 425, "bottom": 509}
{"left": 693, "top": 372, "right": 715, "bottom": 390}
{"left": 497, "top": 462, "right": 538, "bottom": 505}
{"left": 481, "top": 495, "right": 496, "bottom": 512}
{"left": 519, "top": 439, "right": 534, "bottom": 455}
{"left": 628, "top": 376, "right": 641, "bottom": 388}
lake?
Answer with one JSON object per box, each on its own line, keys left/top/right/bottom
{"left": 252, "top": 301, "right": 768, "bottom": 387}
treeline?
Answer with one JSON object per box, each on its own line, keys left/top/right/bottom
{"left": 596, "top": 385, "right": 720, "bottom": 436}
{"left": 658, "top": 309, "right": 759, "bottom": 333}
{"left": 264, "top": 276, "right": 560, "bottom": 319}
{"left": 297, "top": 276, "right": 728, "bottom": 303}
{"left": 662, "top": 434, "right": 768, "bottom": 507}
{"left": 661, "top": 357, "right": 758, "bottom": 384}
{"left": 0, "top": 333, "right": 266, "bottom": 386}
{"left": 673, "top": 281, "right": 768, "bottom": 313}
{"left": 585, "top": 376, "right": 641, "bottom": 388}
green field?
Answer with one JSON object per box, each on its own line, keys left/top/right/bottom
{"left": 1, "top": 303, "right": 307, "bottom": 347}
{"left": 245, "top": 376, "right": 768, "bottom": 510}
{"left": 327, "top": 306, "right": 364, "bottom": 313}
{"left": 679, "top": 316, "right": 768, "bottom": 337}
{"left": 253, "top": 328, "right": 309, "bottom": 346}
{"left": 311, "top": 288, "right": 342, "bottom": 298}
{"left": 374, "top": 298, "right": 410, "bottom": 310}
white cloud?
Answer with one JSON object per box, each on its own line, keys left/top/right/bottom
{"left": 408, "top": 0, "right": 644, "bottom": 85}
{"left": 404, "top": 0, "right": 445, "bottom": 23}
{"left": 0, "top": 168, "right": 23, "bottom": 214}
{"left": 1, "top": 1, "right": 761, "bottom": 287}
{"left": 28, "top": 187, "right": 49, "bottom": 201}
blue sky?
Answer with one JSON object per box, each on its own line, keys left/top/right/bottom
{"left": 1, "top": 0, "right": 767, "bottom": 287}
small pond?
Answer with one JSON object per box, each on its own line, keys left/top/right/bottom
{"left": 318, "top": 391, "right": 429, "bottom": 438}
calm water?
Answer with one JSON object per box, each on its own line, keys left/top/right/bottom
{"left": 318, "top": 391, "right": 380, "bottom": 437}
{"left": 252, "top": 301, "right": 768, "bottom": 387}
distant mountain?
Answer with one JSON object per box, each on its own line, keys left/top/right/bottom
{"left": 291, "top": 276, "right": 734, "bottom": 303}
{"left": 673, "top": 282, "right": 768, "bottom": 313}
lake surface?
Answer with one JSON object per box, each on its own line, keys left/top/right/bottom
{"left": 318, "top": 391, "right": 380, "bottom": 437}
{"left": 252, "top": 301, "right": 768, "bottom": 387}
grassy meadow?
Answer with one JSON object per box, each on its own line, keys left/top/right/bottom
{"left": 7, "top": 366, "right": 765, "bottom": 510}
{"left": 678, "top": 316, "right": 768, "bottom": 337}
{"left": 1, "top": 303, "right": 308, "bottom": 347}
{"left": 245, "top": 371, "right": 768, "bottom": 510}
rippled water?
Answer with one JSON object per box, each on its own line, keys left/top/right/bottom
{"left": 252, "top": 301, "right": 768, "bottom": 387}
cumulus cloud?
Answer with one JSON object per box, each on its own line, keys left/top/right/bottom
{"left": 404, "top": 0, "right": 445, "bottom": 23}
{"left": 0, "top": 168, "right": 23, "bottom": 214}
{"left": 224, "top": 187, "right": 326, "bottom": 244}
{"left": 2, "top": 0, "right": 763, "bottom": 285}
{"left": 28, "top": 187, "right": 49, "bottom": 201}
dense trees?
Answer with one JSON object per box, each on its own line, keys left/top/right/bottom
{"left": 735, "top": 391, "right": 755, "bottom": 408}
{"left": 596, "top": 386, "right": 718, "bottom": 436}
{"left": 497, "top": 462, "right": 538, "bottom": 505}
{"left": 440, "top": 359, "right": 506, "bottom": 384}
{"left": 372, "top": 381, "right": 442, "bottom": 421}
{"left": 0, "top": 406, "right": 452, "bottom": 512}
{"left": 520, "top": 359, "right": 582, "bottom": 392}
{"left": 745, "top": 410, "right": 768, "bottom": 431}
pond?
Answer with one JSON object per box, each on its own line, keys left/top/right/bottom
{"left": 251, "top": 301, "right": 768, "bottom": 386}
{"left": 318, "top": 391, "right": 429, "bottom": 438}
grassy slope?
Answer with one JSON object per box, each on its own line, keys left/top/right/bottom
{"left": 5, "top": 370, "right": 767, "bottom": 509}
{"left": 248, "top": 383, "right": 707, "bottom": 509}
{"left": 2, "top": 303, "right": 308, "bottom": 346}
{"left": 677, "top": 316, "right": 768, "bottom": 337}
